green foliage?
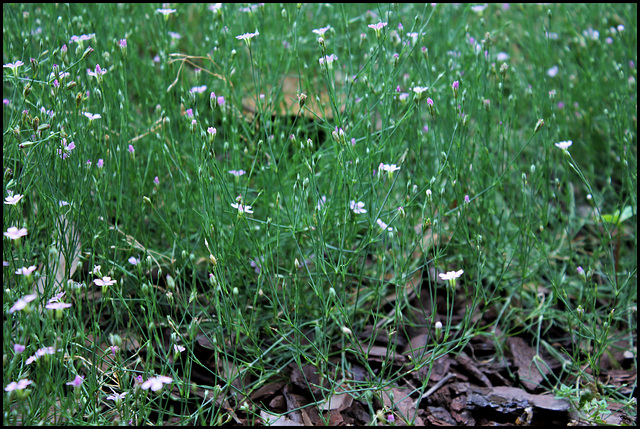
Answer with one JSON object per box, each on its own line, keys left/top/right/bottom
{"left": 3, "top": 3, "right": 636, "bottom": 425}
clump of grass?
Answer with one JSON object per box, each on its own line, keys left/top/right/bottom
{"left": 3, "top": 3, "right": 636, "bottom": 425}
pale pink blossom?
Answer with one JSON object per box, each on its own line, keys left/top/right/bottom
{"left": 376, "top": 219, "right": 393, "bottom": 231}
{"left": 66, "top": 375, "right": 84, "bottom": 387}
{"left": 15, "top": 265, "right": 36, "bottom": 276}
{"left": 94, "top": 276, "right": 117, "bottom": 287}
{"left": 350, "top": 200, "right": 367, "bottom": 214}
{"left": 5, "top": 378, "right": 33, "bottom": 392}
{"left": 4, "top": 226, "right": 28, "bottom": 240}
{"left": 8, "top": 294, "right": 37, "bottom": 314}
{"left": 554, "top": 140, "right": 572, "bottom": 150}
{"left": 231, "top": 202, "right": 253, "bottom": 214}
{"left": 141, "top": 375, "right": 173, "bottom": 391}
{"left": 4, "top": 194, "right": 24, "bottom": 205}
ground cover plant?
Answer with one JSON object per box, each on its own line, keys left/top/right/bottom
{"left": 3, "top": 3, "right": 637, "bottom": 426}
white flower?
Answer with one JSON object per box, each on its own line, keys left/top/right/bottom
{"left": 547, "top": 65, "right": 558, "bottom": 77}
{"left": 438, "top": 270, "right": 464, "bottom": 281}
{"left": 554, "top": 140, "right": 572, "bottom": 150}
{"left": 379, "top": 163, "right": 400, "bottom": 173}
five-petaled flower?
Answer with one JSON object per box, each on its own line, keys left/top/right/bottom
{"left": 45, "top": 301, "right": 72, "bottom": 310}
{"left": 156, "top": 8, "right": 177, "bottom": 16}
{"left": 141, "top": 375, "right": 173, "bottom": 392}
{"left": 4, "top": 226, "right": 28, "bottom": 240}
{"left": 236, "top": 30, "right": 260, "bottom": 46}
{"left": 94, "top": 276, "right": 117, "bottom": 287}
{"left": 86, "top": 64, "right": 107, "bottom": 78}
{"left": 15, "top": 266, "right": 36, "bottom": 276}
{"left": 439, "top": 270, "right": 464, "bottom": 281}
{"left": 8, "top": 294, "right": 37, "bottom": 314}
{"left": 231, "top": 202, "right": 253, "bottom": 214}
{"left": 4, "top": 60, "right": 24, "bottom": 71}
{"left": 312, "top": 26, "right": 331, "bottom": 36}
{"left": 4, "top": 194, "right": 24, "bottom": 205}
{"left": 368, "top": 21, "right": 388, "bottom": 31}
{"left": 190, "top": 85, "right": 207, "bottom": 94}
{"left": 5, "top": 379, "right": 33, "bottom": 392}
{"left": 379, "top": 163, "right": 400, "bottom": 173}
{"left": 377, "top": 219, "right": 393, "bottom": 231}
{"left": 350, "top": 200, "right": 367, "bottom": 214}
{"left": 107, "top": 391, "right": 128, "bottom": 402}
{"left": 57, "top": 138, "right": 76, "bottom": 159}
{"left": 83, "top": 112, "right": 101, "bottom": 121}
{"left": 554, "top": 140, "right": 572, "bottom": 150}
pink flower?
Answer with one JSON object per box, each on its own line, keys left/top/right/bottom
{"left": 377, "top": 219, "right": 393, "bottom": 231}
{"left": 8, "top": 293, "right": 37, "bottom": 314}
{"left": 154, "top": 176, "right": 160, "bottom": 185}
{"left": 312, "top": 26, "right": 331, "bottom": 36}
{"left": 349, "top": 200, "right": 367, "bottom": 214}
{"left": 231, "top": 202, "right": 253, "bottom": 214}
{"left": 86, "top": 64, "right": 107, "bottom": 77}
{"left": 190, "top": 85, "right": 207, "bottom": 94}
{"left": 156, "top": 8, "right": 177, "bottom": 15}
{"left": 4, "top": 226, "right": 28, "bottom": 240}
{"left": 45, "top": 301, "right": 72, "bottom": 310}
{"left": 452, "top": 80, "right": 459, "bottom": 90}
{"left": 3, "top": 60, "right": 24, "bottom": 70}
{"left": 229, "top": 170, "right": 246, "bottom": 176}
{"left": 250, "top": 256, "right": 264, "bottom": 274}
{"left": 128, "top": 256, "right": 140, "bottom": 265}
{"left": 119, "top": 39, "right": 127, "bottom": 48}
{"left": 217, "top": 96, "right": 225, "bottom": 106}
{"left": 128, "top": 144, "right": 135, "bottom": 153}
{"left": 141, "top": 375, "right": 173, "bottom": 391}
{"left": 368, "top": 21, "right": 388, "bottom": 31}
{"left": 4, "top": 194, "right": 24, "bottom": 205}
{"left": 66, "top": 375, "right": 84, "bottom": 387}
{"left": 236, "top": 30, "right": 260, "bottom": 44}
{"left": 207, "top": 127, "right": 217, "bottom": 136}
{"left": 26, "top": 346, "right": 59, "bottom": 365}
{"left": 15, "top": 265, "right": 36, "bottom": 276}
{"left": 83, "top": 112, "right": 101, "bottom": 120}
{"left": 317, "top": 195, "right": 327, "bottom": 210}
{"left": 173, "top": 344, "right": 185, "bottom": 354}
{"left": 107, "top": 391, "right": 128, "bottom": 402}
{"left": 97, "top": 159, "right": 104, "bottom": 168}
{"left": 185, "top": 108, "right": 194, "bottom": 118}
{"left": 48, "top": 291, "right": 66, "bottom": 303}
{"left": 94, "top": 276, "right": 117, "bottom": 287}
{"left": 426, "top": 97, "right": 434, "bottom": 106}
{"left": 5, "top": 379, "right": 33, "bottom": 392}
{"left": 464, "top": 195, "right": 470, "bottom": 203}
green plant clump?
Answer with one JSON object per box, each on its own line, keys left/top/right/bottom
{"left": 3, "top": 3, "right": 636, "bottom": 426}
